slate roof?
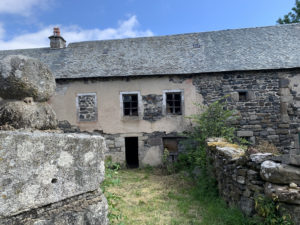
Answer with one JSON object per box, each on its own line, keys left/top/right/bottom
{"left": 0, "top": 23, "right": 299, "bottom": 79}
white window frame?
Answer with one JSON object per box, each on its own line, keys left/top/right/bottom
{"left": 163, "top": 90, "right": 184, "bottom": 116}
{"left": 76, "top": 92, "right": 98, "bottom": 122}
{"left": 120, "top": 91, "right": 143, "bottom": 119}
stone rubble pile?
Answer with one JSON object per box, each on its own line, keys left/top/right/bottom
{"left": 0, "top": 55, "right": 108, "bottom": 225}
{"left": 207, "top": 138, "right": 300, "bottom": 223}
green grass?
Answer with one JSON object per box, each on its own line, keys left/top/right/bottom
{"left": 102, "top": 168, "right": 254, "bottom": 225}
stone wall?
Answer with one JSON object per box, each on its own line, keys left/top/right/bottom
{"left": 192, "top": 70, "right": 300, "bottom": 154}
{"left": 103, "top": 131, "right": 182, "bottom": 167}
{"left": 142, "top": 94, "right": 163, "bottom": 122}
{"left": 207, "top": 138, "right": 300, "bottom": 223}
{"left": 0, "top": 131, "right": 108, "bottom": 225}
{"left": 57, "top": 129, "right": 184, "bottom": 167}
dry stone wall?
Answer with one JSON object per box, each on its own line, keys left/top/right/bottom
{"left": 207, "top": 138, "right": 300, "bottom": 223}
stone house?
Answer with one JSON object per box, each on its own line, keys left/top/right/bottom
{"left": 1, "top": 24, "right": 300, "bottom": 167}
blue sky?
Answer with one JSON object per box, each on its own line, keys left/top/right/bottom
{"left": 0, "top": 0, "right": 296, "bottom": 50}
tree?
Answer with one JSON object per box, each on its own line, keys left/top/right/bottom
{"left": 277, "top": 0, "right": 300, "bottom": 24}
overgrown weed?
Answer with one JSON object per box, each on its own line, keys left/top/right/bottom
{"left": 101, "top": 158, "right": 124, "bottom": 224}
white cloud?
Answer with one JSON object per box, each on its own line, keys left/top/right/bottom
{"left": 0, "top": 16, "right": 154, "bottom": 50}
{"left": 0, "top": 0, "right": 51, "bottom": 16}
{"left": 0, "top": 23, "right": 5, "bottom": 39}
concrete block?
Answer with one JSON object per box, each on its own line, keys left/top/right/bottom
{"left": 0, "top": 131, "right": 106, "bottom": 218}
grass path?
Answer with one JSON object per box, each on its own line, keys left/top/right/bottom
{"left": 102, "top": 168, "right": 252, "bottom": 225}
{"left": 104, "top": 168, "right": 202, "bottom": 225}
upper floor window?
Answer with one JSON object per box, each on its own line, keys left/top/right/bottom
{"left": 163, "top": 90, "right": 184, "bottom": 115}
{"left": 238, "top": 91, "right": 248, "bottom": 102}
{"left": 123, "top": 94, "right": 138, "bottom": 116}
{"left": 76, "top": 93, "right": 97, "bottom": 122}
{"left": 120, "top": 91, "right": 141, "bottom": 117}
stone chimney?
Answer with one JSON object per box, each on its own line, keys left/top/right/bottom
{"left": 48, "top": 27, "right": 66, "bottom": 49}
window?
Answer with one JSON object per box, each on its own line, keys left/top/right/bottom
{"left": 76, "top": 93, "right": 97, "bottom": 122}
{"left": 238, "top": 91, "right": 248, "bottom": 101}
{"left": 163, "top": 137, "right": 185, "bottom": 162}
{"left": 163, "top": 138, "right": 179, "bottom": 153}
{"left": 164, "top": 91, "right": 183, "bottom": 115}
{"left": 123, "top": 94, "right": 138, "bottom": 116}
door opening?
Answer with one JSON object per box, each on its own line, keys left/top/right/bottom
{"left": 125, "top": 137, "right": 139, "bottom": 168}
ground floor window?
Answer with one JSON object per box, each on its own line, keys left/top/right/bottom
{"left": 163, "top": 137, "right": 180, "bottom": 162}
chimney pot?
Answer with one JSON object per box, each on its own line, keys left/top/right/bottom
{"left": 53, "top": 27, "right": 61, "bottom": 36}
{"left": 49, "top": 27, "right": 66, "bottom": 49}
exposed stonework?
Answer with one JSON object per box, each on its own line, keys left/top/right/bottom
{"left": 58, "top": 120, "right": 80, "bottom": 133}
{"left": 102, "top": 131, "right": 184, "bottom": 167}
{"left": 142, "top": 94, "right": 163, "bottom": 122}
{"left": 76, "top": 93, "right": 97, "bottom": 122}
{"left": 193, "top": 71, "right": 300, "bottom": 153}
{"left": 207, "top": 138, "right": 300, "bottom": 223}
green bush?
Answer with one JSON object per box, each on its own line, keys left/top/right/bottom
{"left": 177, "top": 97, "right": 238, "bottom": 174}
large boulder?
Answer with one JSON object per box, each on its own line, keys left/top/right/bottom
{"left": 261, "top": 160, "right": 300, "bottom": 185}
{"left": 0, "top": 100, "right": 57, "bottom": 130}
{"left": 0, "top": 55, "right": 56, "bottom": 102}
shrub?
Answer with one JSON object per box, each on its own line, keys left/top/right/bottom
{"left": 178, "top": 97, "right": 238, "bottom": 173}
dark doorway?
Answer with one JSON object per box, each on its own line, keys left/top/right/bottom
{"left": 125, "top": 137, "right": 139, "bottom": 168}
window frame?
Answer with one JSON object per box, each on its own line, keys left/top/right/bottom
{"left": 76, "top": 92, "right": 98, "bottom": 122}
{"left": 238, "top": 91, "right": 248, "bottom": 102}
{"left": 163, "top": 90, "right": 184, "bottom": 116}
{"left": 120, "top": 91, "right": 142, "bottom": 118}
